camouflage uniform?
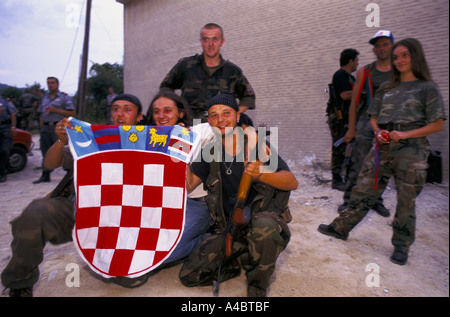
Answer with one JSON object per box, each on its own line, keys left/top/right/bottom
{"left": 330, "top": 80, "right": 446, "bottom": 251}
{"left": 342, "top": 62, "right": 392, "bottom": 205}
{"left": 160, "top": 54, "right": 255, "bottom": 120}
{"left": 179, "top": 150, "right": 291, "bottom": 296}
{"left": 1, "top": 148, "right": 75, "bottom": 289}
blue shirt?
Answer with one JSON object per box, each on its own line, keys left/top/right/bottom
{"left": 0, "top": 97, "right": 17, "bottom": 122}
{"left": 38, "top": 91, "right": 75, "bottom": 123}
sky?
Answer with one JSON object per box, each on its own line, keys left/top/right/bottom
{"left": 0, "top": 0, "right": 124, "bottom": 95}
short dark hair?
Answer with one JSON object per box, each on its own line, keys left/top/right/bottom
{"left": 339, "top": 49, "right": 359, "bottom": 67}
{"left": 200, "top": 23, "right": 224, "bottom": 38}
{"left": 112, "top": 93, "right": 143, "bottom": 114}
{"left": 47, "top": 76, "right": 59, "bottom": 84}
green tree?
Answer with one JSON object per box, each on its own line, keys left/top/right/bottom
{"left": 0, "top": 86, "right": 22, "bottom": 100}
{"left": 84, "top": 62, "right": 123, "bottom": 123}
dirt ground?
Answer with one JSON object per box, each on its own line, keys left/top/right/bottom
{"left": 1, "top": 134, "right": 448, "bottom": 298}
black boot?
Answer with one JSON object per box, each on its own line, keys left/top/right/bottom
{"left": 372, "top": 201, "right": 390, "bottom": 217}
{"left": 332, "top": 173, "right": 346, "bottom": 191}
{"left": 33, "top": 171, "right": 50, "bottom": 184}
{"left": 390, "top": 248, "right": 408, "bottom": 265}
{"left": 337, "top": 202, "right": 349, "bottom": 213}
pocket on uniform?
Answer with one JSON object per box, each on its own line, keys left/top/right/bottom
{"left": 404, "top": 161, "right": 428, "bottom": 187}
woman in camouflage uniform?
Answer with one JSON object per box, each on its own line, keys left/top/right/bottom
{"left": 318, "top": 38, "right": 446, "bottom": 265}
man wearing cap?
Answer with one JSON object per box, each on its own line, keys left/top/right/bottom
{"left": 338, "top": 30, "right": 394, "bottom": 216}
{"left": 159, "top": 23, "right": 255, "bottom": 121}
{"left": 179, "top": 94, "right": 298, "bottom": 297}
{"left": 1, "top": 94, "right": 143, "bottom": 297}
{"left": 33, "top": 76, "right": 76, "bottom": 184}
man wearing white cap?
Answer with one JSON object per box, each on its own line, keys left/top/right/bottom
{"left": 338, "top": 30, "right": 394, "bottom": 216}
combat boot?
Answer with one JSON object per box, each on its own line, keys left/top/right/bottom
{"left": 390, "top": 249, "right": 408, "bottom": 265}
{"left": 8, "top": 287, "right": 33, "bottom": 297}
{"left": 372, "top": 201, "right": 390, "bottom": 217}
{"left": 332, "top": 173, "right": 346, "bottom": 191}
{"left": 33, "top": 171, "right": 50, "bottom": 184}
{"left": 317, "top": 224, "right": 348, "bottom": 240}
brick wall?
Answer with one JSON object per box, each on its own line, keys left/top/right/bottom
{"left": 118, "top": 0, "right": 449, "bottom": 181}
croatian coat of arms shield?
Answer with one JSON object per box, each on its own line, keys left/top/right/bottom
{"left": 66, "top": 118, "right": 199, "bottom": 278}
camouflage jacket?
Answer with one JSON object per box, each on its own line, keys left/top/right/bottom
{"left": 204, "top": 160, "right": 290, "bottom": 234}
{"left": 368, "top": 80, "right": 447, "bottom": 125}
{"left": 160, "top": 54, "right": 255, "bottom": 113}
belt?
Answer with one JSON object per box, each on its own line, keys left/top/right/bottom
{"left": 43, "top": 121, "right": 59, "bottom": 126}
{"left": 190, "top": 196, "right": 207, "bottom": 203}
{"left": 378, "top": 122, "right": 425, "bottom": 132}
{"left": 0, "top": 120, "right": 11, "bottom": 125}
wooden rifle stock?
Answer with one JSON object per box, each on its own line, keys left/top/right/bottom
{"left": 213, "top": 171, "right": 253, "bottom": 296}
{"left": 225, "top": 172, "right": 252, "bottom": 257}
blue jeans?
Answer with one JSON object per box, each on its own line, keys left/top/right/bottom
{"left": 164, "top": 198, "right": 212, "bottom": 263}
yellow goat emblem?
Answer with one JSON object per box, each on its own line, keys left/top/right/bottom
{"left": 149, "top": 128, "right": 168, "bottom": 148}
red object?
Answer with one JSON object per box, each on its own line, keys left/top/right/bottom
{"left": 226, "top": 233, "right": 233, "bottom": 257}
{"left": 8, "top": 129, "right": 34, "bottom": 173}
{"left": 13, "top": 129, "right": 33, "bottom": 151}
{"left": 74, "top": 150, "right": 187, "bottom": 278}
{"left": 382, "top": 132, "right": 390, "bottom": 140}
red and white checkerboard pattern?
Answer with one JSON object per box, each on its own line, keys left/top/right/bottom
{"left": 73, "top": 150, "right": 186, "bottom": 278}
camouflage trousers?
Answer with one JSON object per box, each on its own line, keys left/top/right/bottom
{"left": 179, "top": 211, "right": 290, "bottom": 292}
{"left": 331, "top": 137, "right": 430, "bottom": 251}
{"left": 343, "top": 115, "right": 384, "bottom": 206}
{"left": 1, "top": 197, "right": 74, "bottom": 289}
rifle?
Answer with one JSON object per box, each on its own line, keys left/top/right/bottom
{"left": 326, "top": 83, "right": 343, "bottom": 121}
{"left": 342, "top": 140, "right": 354, "bottom": 170}
{"left": 212, "top": 171, "right": 253, "bottom": 296}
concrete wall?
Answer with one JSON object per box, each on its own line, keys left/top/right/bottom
{"left": 117, "top": 0, "right": 449, "bottom": 181}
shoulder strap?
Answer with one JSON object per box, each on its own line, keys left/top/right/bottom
{"left": 354, "top": 68, "right": 373, "bottom": 108}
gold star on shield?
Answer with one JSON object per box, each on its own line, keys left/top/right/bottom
{"left": 181, "top": 128, "right": 189, "bottom": 136}
{"left": 74, "top": 125, "right": 83, "bottom": 133}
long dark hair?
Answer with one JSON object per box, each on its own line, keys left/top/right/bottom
{"left": 145, "top": 90, "right": 193, "bottom": 126}
{"left": 382, "top": 38, "right": 433, "bottom": 91}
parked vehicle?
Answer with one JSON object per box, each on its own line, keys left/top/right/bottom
{"left": 8, "top": 128, "right": 34, "bottom": 173}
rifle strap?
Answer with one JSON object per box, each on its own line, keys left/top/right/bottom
{"left": 354, "top": 68, "right": 373, "bottom": 114}
{"left": 374, "top": 142, "right": 381, "bottom": 190}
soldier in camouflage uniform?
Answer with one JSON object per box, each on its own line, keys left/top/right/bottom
{"left": 339, "top": 31, "right": 396, "bottom": 217}
{"left": 318, "top": 38, "right": 446, "bottom": 266}
{"left": 180, "top": 94, "right": 298, "bottom": 297}
{"left": 1, "top": 94, "right": 144, "bottom": 296}
{"left": 160, "top": 23, "right": 255, "bottom": 121}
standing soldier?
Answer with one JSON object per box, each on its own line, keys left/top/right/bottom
{"left": 318, "top": 38, "right": 446, "bottom": 266}
{"left": 328, "top": 48, "right": 359, "bottom": 191}
{"left": 160, "top": 23, "right": 255, "bottom": 121}
{"left": 33, "top": 77, "right": 75, "bottom": 184}
{"left": 17, "top": 89, "right": 39, "bottom": 131}
{"left": 338, "top": 30, "right": 394, "bottom": 216}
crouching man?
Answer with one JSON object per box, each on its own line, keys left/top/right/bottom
{"left": 179, "top": 94, "right": 298, "bottom": 297}
{"left": 1, "top": 94, "right": 143, "bottom": 296}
